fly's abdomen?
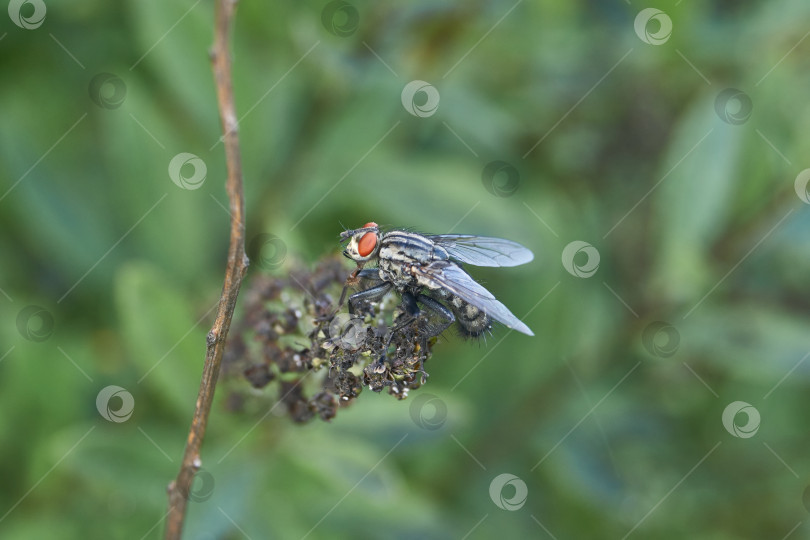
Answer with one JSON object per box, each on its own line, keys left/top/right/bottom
{"left": 436, "top": 289, "right": 492, "bottom": 337}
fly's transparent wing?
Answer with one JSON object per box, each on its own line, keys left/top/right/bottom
{"left": 427, "top": 235, "right": 534, "bottom": 267}
{"left": 414, "top": 262, "right": 534, "bottom": 336}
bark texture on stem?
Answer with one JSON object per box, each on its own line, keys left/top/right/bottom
{"left": 164, "top": 0, "right": 247, "bottom": 537}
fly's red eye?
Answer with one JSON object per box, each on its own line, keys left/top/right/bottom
{"left": 362, "top": 221, "right": 378, "bottom": 229}
{"left": 357, "top": 231, "right": 377, "bottom": 257}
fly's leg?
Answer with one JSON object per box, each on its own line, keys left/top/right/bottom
{"left": 405, "top": 294, "right": 454, "bottom": 383}
{"left": 334, "top": 280, "right": 390, "bottom": 354}
{"left": 316, "top": 269, "right": 383, "bottom": 325}
{"left": 326, "top": 279, "right": 392, "bottom": 377}
{"left": 372, "top": 291, "right": 455, "bottom": 373}
{"left": 372, "top": 291, "right": 420, "bottom": 372}
{"left": 338, "top": 268, "right": 381, "bottom": 310}
{"left": 415, "top": 294, "right": 456, "bottom": 338}
{"left": 347, "top": 280, "right": 392, "bottom": 316}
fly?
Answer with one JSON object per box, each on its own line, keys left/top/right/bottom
{"left": 338, "top": 222, "right": 534, "bottom": 359}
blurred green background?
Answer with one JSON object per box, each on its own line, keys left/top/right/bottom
{"left": 3, "top": 0, "right": 810, "bottom": 538}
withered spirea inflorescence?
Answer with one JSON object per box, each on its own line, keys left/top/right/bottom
{"left": 223, "top": 256, "right": 439, "bottom": 423}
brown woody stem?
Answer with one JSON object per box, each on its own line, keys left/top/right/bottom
{"left": 164, "top": 0, "right": 247, "bottom": 538}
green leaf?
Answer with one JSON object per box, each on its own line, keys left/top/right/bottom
{"left": 115, "top": 261, "right": 206, "bottom": 416}
{"left": 652, "top": 93, "right": 743, "bottom": 304}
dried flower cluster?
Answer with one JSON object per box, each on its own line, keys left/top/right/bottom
{"left": 222, "top": 256, "right": 438, "bottom": 423}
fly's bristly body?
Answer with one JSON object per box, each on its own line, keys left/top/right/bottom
{"left": 340, "top": 222, "right": 535, "bottom": 346}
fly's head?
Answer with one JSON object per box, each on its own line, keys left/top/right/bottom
{"left": 340, "top": 221, "right": 380, "bottom": 266}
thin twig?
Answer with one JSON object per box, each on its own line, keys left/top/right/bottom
{"left": 164, "top": 0, "right": 248, "bottom": 538}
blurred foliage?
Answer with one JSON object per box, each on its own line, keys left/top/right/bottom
{"left": 2, "top": 0, "right": 810, "bottom": 538}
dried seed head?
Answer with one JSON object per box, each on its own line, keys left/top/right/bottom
{"left": 223, "top": 255, "right": 437, "bottom": 423}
